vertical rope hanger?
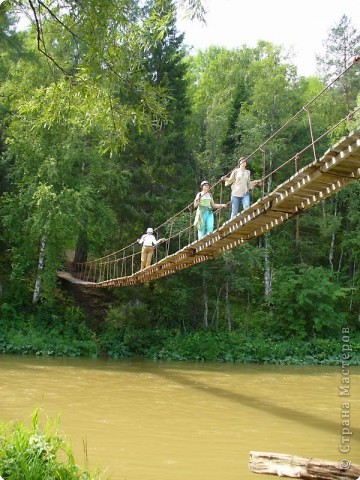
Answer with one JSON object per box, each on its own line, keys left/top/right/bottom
{"left": 188, "top": 205, "right": 193, "bottom": 244}
{"left": 121, "top": 248, "right": 126, "bottom": 278}
{"left": 303, "top": 106, "right": 317, "bottom": 162}
{"left": 131, "top": 243, "right": 136, "bottom": 275}
{"left": 165, "top": 221, "right": 174, "bottom": 258}
{"left": 260, "top": 147, "right": 266, "bottom": 198}
{"left": 215, "top": 180, "right": 224, "bottom": 229}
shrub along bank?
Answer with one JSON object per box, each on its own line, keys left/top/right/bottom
{"left": 98, "top": 328, "right": 360, "bottom": 365}
{"left": 0, "top": 302, "right": 359, "bottom": 364}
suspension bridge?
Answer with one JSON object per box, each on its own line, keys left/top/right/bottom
{"left": 58, "top": 59, "right": 360, "bottom": 288}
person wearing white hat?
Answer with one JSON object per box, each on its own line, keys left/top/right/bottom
{"left": 193, "top": 181, "right": 226, "bottom": 240}
{"left": 137, "top": 228, "right": 165, "bottom": 270}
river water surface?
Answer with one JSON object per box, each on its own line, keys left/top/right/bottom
{"left": 0, "top": 355, "right": 359, "bottom": 480}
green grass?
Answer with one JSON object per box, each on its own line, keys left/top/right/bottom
{"left": 0, "top": 410, "right": 104, "bottom": 480}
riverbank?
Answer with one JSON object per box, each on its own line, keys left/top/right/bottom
{"left": 1, "top": 318, "right": 359, "bottom": 365}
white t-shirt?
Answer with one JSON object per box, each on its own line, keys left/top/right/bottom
{"left": 139, "top": 233, "right": 159, "bottom": 247}
{"left": 225, "top": 168, "right": 251, "bottom": 197}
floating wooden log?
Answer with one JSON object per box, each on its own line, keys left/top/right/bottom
{"left": 248, "top": 451, "right": 360, "bottom": 479}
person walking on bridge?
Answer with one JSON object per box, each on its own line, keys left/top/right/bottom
{"left": 193, "top": 181, "right": 226, "bottom": 240}
{"left": 221, "top": 157, "right": 262, "bottom": 218}
{"left": 138, "top": 228, "right": 165, "bottom": 270}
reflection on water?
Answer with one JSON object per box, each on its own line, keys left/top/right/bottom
{"left": 0, "top": 355, "right": 359, "bottom": 480}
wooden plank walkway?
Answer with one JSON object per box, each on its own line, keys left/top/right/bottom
{"left": 61, "top": 130, "right": 360, "bottom": 288}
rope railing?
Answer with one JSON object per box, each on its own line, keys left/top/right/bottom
{"left": 70, "top": 57, "right": 359, "bottom": 284}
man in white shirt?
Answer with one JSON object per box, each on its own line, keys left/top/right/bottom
{"left": 138, "top": 228, "right": 165, "bottom": 270}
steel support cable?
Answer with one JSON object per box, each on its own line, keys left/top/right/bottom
{"left": 209, "top": 59, "right": 359, "bottom": 191}
{"left": 245, "top": 59, "right": 358, "bottom": 163}
{"left": 261, "top": 105, "right": 360, "bottom": 184}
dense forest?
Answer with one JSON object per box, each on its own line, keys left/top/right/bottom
{"left": 0, "top": 0, "right": 359, "bottom": 364}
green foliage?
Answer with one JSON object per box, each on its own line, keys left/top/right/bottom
{"left": 1, "top": 299, "right": 360, "bottom": 365}
{"left": 135, "top": 329, "right": 360, "bottom": 365}
{"left": 0, "top": 410, "right": 103, "bottom": 479}
{"left": 268, "top": 265, "right": 348, "bottom": 338}
{"left": 99, "top": 300, "right": 170, "bottom": 356}
{"left": 96, "top": 329, "right": 131, "bottom": 359}
{"left": 0, "top": 303, "right": 98, "bottom": 356}
{"left": 0, "top": 2, "right": 359, "bottom": 361}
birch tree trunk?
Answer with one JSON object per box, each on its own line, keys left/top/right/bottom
{"left": 263, "top": 153, "right": 273, "bottom": 300}
{"left": 264, "top": 235, "right": 272, "bottom": 299}
{"left": 349, "top": 260, "right": 356, "bottom": 312}
{"left": 202, "top": 270, "right": 208, "bottom": 328}
{"left": 328, "top": 199, "right": 338, "bottom": 271}
{"left": 32, "top": 235, "right": 46, "bottom": 305}
{"left": 225, "top": 280, "right": 231, "bottom": 331}
{"left": 261, "top": 234, "right": 271, "bottom": 301}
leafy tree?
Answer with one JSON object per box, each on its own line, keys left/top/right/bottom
{"left": 316, "top": 14, "right": 360, "bottom": 132}
{"left": 185, "top": 46, "right": 258, "bottom": 181}
{"left": 0, "top": 0, "right": 192, "bottom": 303}
{"left": 268, "top": 265, "right": 348, "bottom": 338}
{"left": 118, "top": 0, "right": 194, "bottom": 236}
{"left": 317, "top": 14, "right": 359, "bottom": 87}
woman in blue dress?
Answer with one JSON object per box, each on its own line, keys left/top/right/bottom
{"left": 193, "top": 181, "right": 226, "bottom": 240}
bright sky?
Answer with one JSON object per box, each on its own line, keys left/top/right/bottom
{"left": 177, "top": 0, "right": 360, "bottom": 76}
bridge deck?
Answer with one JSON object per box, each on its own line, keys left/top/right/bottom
{"left": 60, "top": 130, "right": 360, "bottom": 287}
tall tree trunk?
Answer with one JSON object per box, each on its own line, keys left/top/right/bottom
{"left": 337, "top": 247, "right": 343, "bottom": 278}
{"left": 74, "top": 158, "right": 88, "bottom": 266}
{"left": 263, "top": 152, "right": 273, "bottom": 300}
{"left": 295, "top": 216, "right": 300, "bottom": 243}
{"left": 32, "top": 235, "right": 46, "bottom": 305}
{"left": 328, "top": 199, "right": 338, "bottom": 271}
{"left": 264, "top": 234, "right": 272, "bottom": 299}
{"left": 225, "top": 279, "right": 231, "bottom": 331}
{"left": 202, "top": 270, "right": 208, "bottom": 328}
{"left": 212, "top": 284, "right": 224, "bottom": 329}
{"left": 349, "top": 260, "right": 356, "bottom": 312}
{"left": 294, "top": 216, "right": 304, "bottom": 264}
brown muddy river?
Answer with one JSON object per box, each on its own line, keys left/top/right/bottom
{"left": 0, "top": 355, "right": 359, "bottom": 480}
